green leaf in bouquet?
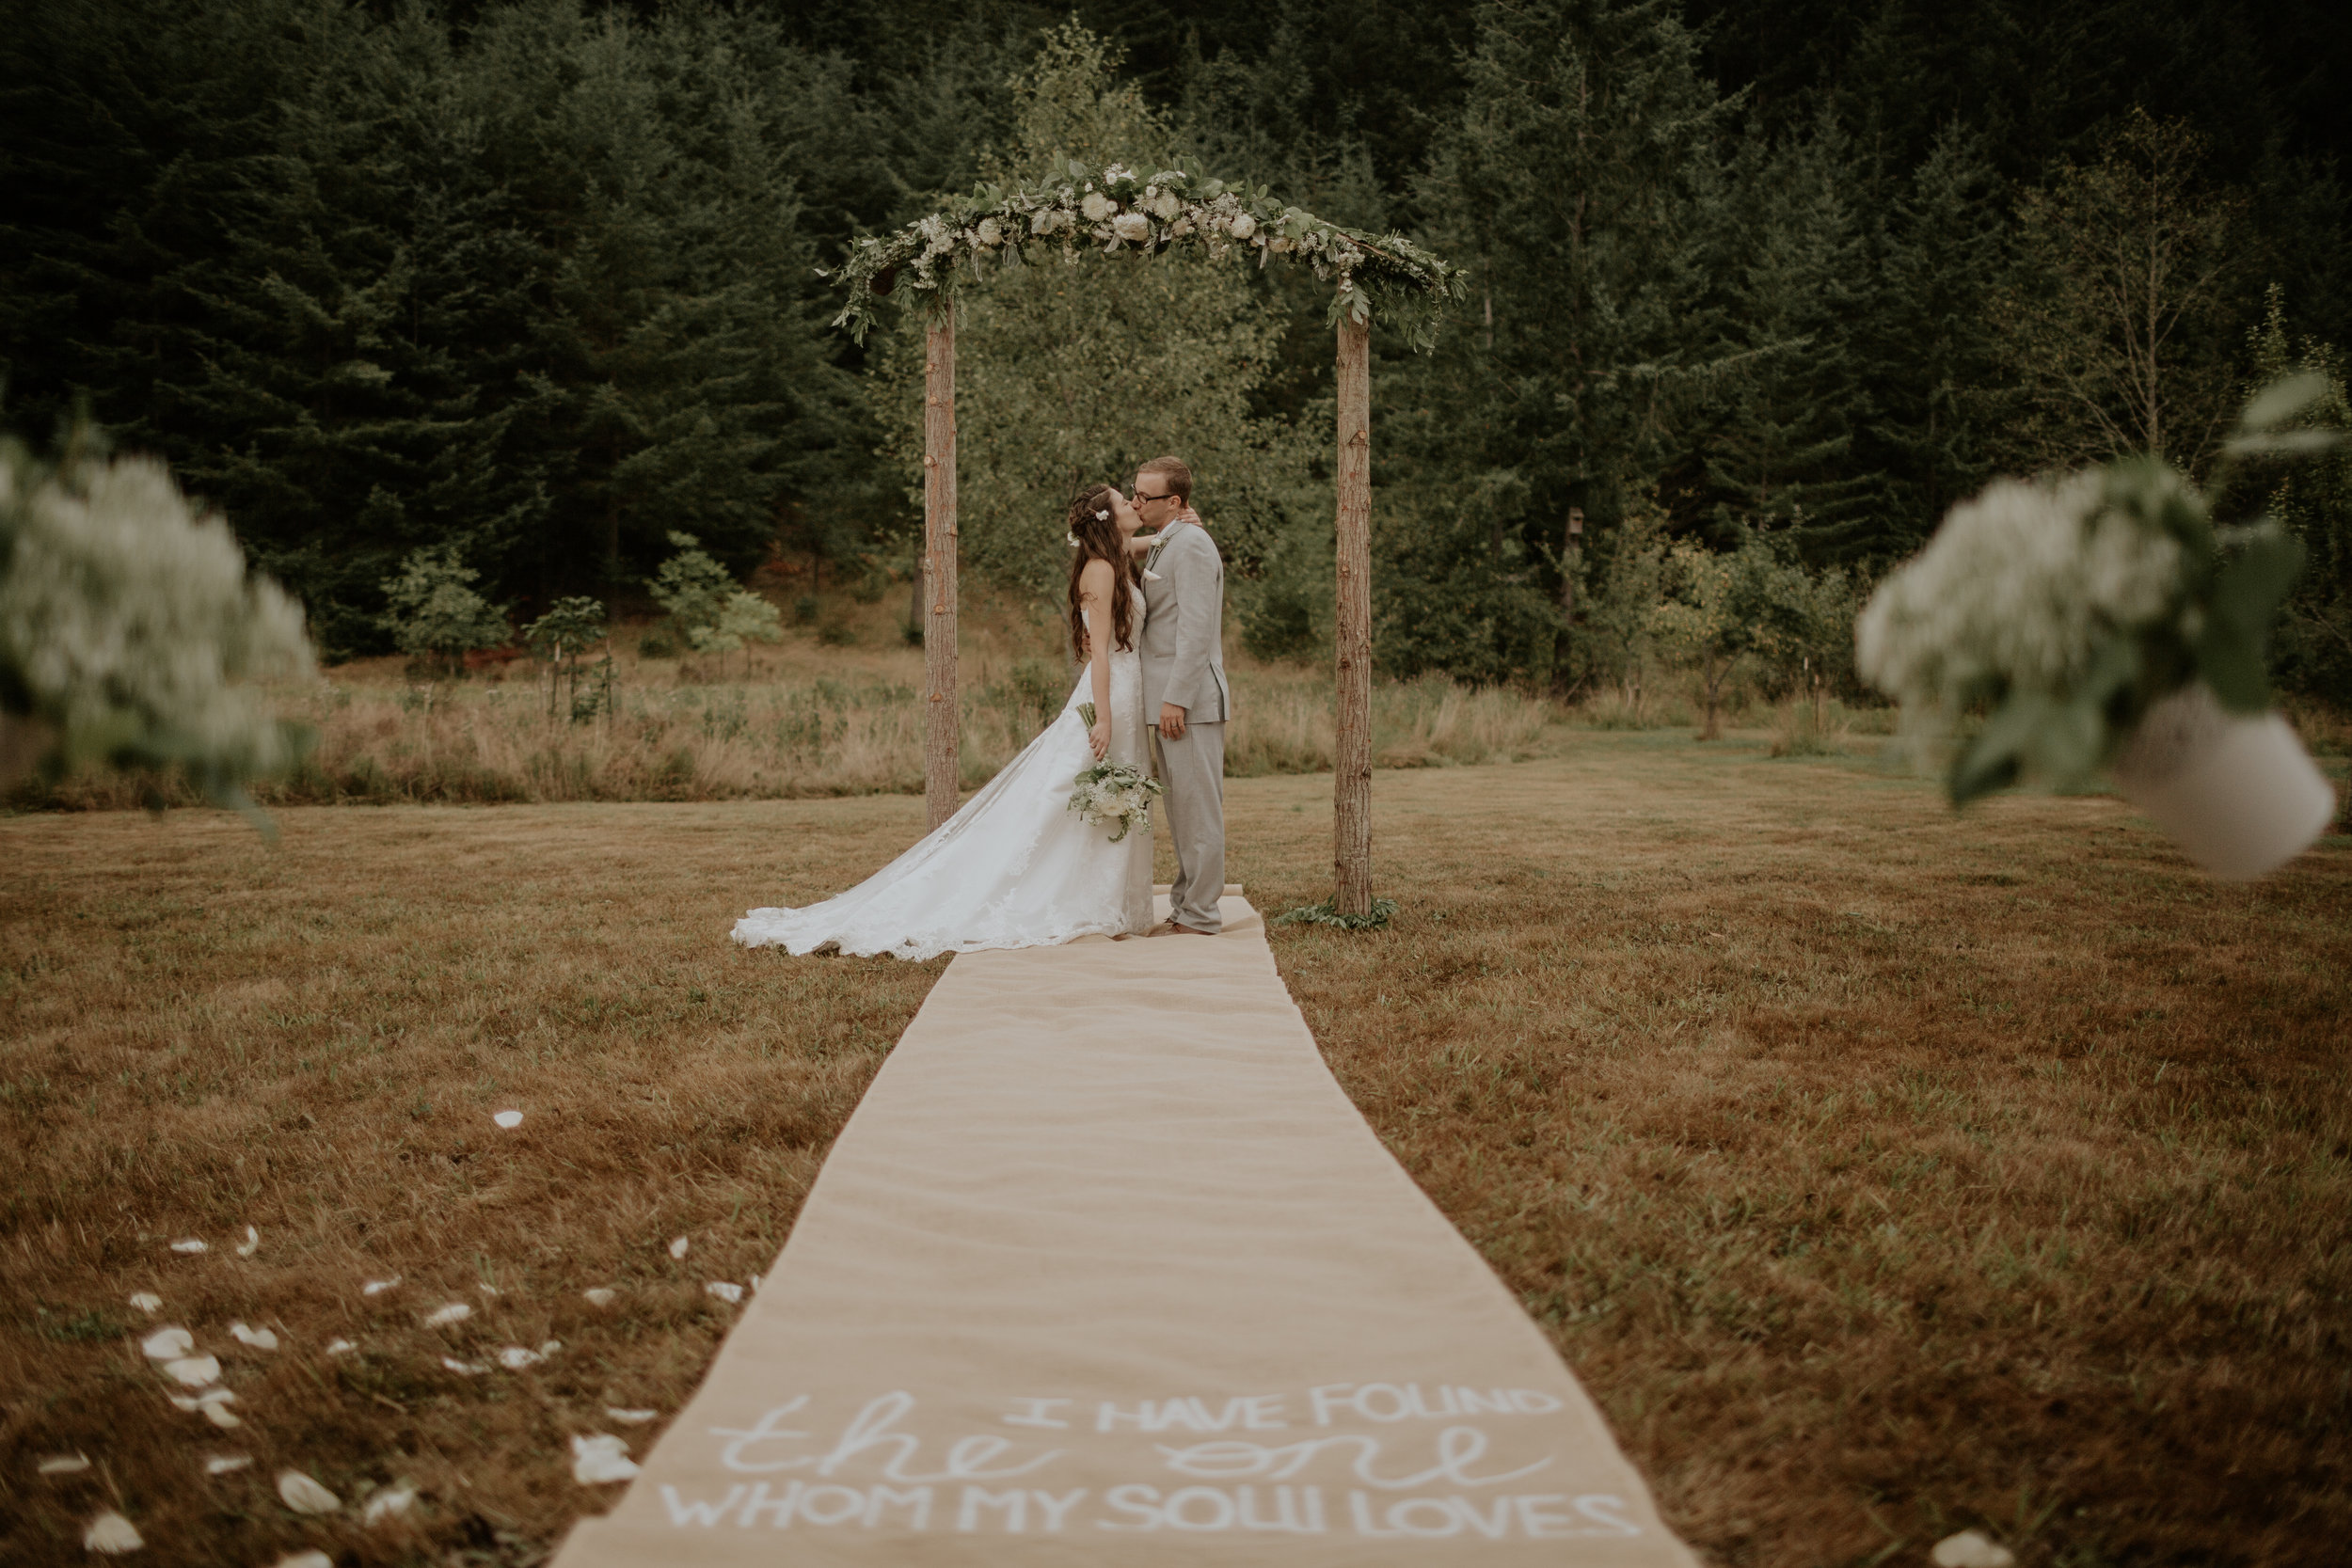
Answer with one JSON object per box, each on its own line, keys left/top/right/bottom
{"left": 1076, "top": 701, "right": 1097, "bottom": 728}
{"left": 2103, "top": 455, "right": 2213, "bottom": 556}
{"left": 2197, "top": 528, "right": 2303, "bottom": 713}
{"left": 1949, "top": 690, "right": 2046, "bottom": 805}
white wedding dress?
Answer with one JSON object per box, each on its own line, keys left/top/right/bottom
{"left": 732, "top": 592, "right": 1155, "bottom": 960}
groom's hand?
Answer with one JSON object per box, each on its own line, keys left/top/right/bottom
{"left": 1157, "top": 703, "right": 1188, "bottom": 741}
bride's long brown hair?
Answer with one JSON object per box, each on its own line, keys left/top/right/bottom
{"left": 1066, "top": 483, "right": 1139, "bottom": 659}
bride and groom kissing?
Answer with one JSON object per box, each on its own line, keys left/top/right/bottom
{"left": 732, "top": 456, "right": 1229, "bottom": 960}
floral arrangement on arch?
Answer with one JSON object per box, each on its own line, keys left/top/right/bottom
{"left": 826, "top": 161, "right": 1467, "bottom": 350}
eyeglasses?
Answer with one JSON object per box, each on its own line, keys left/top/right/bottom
{"left": 1132, "top": 490, "right": 1176, "bottom": 504}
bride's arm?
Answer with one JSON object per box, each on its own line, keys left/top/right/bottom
{"left": 1079, "top": 560, "right": 1115, "bottom": 761}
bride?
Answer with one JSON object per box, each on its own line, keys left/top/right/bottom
{"left": 731, "top": 483, "right": 1156, "bottom": 959}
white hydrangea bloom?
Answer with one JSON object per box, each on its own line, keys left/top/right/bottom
{"left": 975, "top": 217, "right": 1002, "bottom": 246}
{"left": 1080, "top": 191, "right": 1116, "bottom": 223}
{"left": 1148, "top": 190, "right": 1182, "bottom": 221}
{"left": 2, "top": 447, "right": 315, "bottom": 790}
{"left": 1856, "top": 471, "right": 2185, "bottom": 713}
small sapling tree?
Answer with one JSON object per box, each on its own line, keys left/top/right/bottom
{"left": 520, "top": 596, "right": 611, "bottom": 722}
{"left": 648, "top": 532, "right": 782, "bottom": 676}
{"left": 379, "top": 546, "right": 508, "bottom": 679}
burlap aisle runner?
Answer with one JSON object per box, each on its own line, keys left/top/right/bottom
{"left": 554, "top": 894, "right": 1695, "bottom": 1566}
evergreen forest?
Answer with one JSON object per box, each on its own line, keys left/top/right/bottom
{"left": 5, "top": 0, "right": 2348, "bottom": 700}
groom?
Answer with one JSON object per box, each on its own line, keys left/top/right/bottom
{"left": 1133, "top": 456, "right": 1230, "bottom": 937}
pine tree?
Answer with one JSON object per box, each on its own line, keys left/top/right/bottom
{"left": 1695, "top": 112, "right": 1883, "bottom": 557}
{"left": 1381, "top": 0, "right": 1738, "bottom": 679}
{"left": 1858, "top": 122, "right": 2010, "bottom": 561}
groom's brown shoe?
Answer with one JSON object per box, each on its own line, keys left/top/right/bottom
{"left": 1148, "top": 920, "right": 1214, "bottom": 938}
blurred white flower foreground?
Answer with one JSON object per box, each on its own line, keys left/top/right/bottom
{"left": 0, "top": 432, "right": 315, "bottom": 812}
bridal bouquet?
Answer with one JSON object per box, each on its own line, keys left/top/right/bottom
{"left": 1068, "top": 703, "right": 1162, "bottom": 843}
{"left": 1855, "top": 377, "right": 2337, "bottom": 878}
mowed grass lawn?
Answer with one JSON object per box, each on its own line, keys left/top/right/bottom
{"left": 4, "top": 733, "right": 2347, "bottom": 1566}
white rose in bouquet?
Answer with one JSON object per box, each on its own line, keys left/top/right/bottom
{"left": 975, "top": 217, "right": 1002, "bottom": 246}
{"left": 1111, "top": 212, "right": 1151, "bottom": 243}
{"left": 1148, "top": 190, "right": 1182, "bottom": 221}
{"left": 1228, "top": 212, "right": 1257, "bottom": 241}
{"left": 1081, "top": 191, "right": 1116, "bottom": 222}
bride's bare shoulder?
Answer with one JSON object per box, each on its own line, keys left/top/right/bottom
{"left": 1077, "top": 556, "right": 1118, "bottom": 593}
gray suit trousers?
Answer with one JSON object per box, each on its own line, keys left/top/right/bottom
{"left": 1152, "top": 720, "right": 1226, "bottom": 934}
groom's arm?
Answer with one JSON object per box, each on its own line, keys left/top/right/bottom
{"left": 1161, "top": 531, "right": 1219, "bottom": 718}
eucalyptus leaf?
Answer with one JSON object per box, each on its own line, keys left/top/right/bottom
{"left": 2237, "top": 371, "right": 2330, "bottom": 433}
{"left": 2222, "top": 429, "right": 2345, "bottom": 458}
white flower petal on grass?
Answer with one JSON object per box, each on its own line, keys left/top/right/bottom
{"left": 169, "top": 1238, "right": 207, "bottom": 1255}
{"left": 493, "top": 1110, "right": 522, "bottom": 1130}
{"left": 582, "top": 1288, "right": 615, "bottom": 1308}
{"left": 277, "top": 1469, "right": 341, "bottom": 1514}
{"left": 477, "top": 1283, "right": 500, "bottom": 1296}
{"left": 38, "top": 1452, "right": 91, "bottom": 1474}
{"left": 362, "top": 1484, "right": 417, "bottom": 1525}
{"left": 497, "top": 1346, "right": 542, "bottom": 1370}
{"left": 570, "top": 1433, "right": 639, "bottom": 1484}
{"left": 423, "top": 1303, "right": 470, "bottom": 1327}
{"left": 361, "top": 1276, "right": 401, "bottom": 1296}
{"left": 140, "top": 1326, "right": 195, "bottom": 1361}
{"left": 204, "top": 1454, "right": 251, "bottom": 1475}
{"left": 271, "top": 1554, "right": 333, "bottom": 1568}
{"left": 538, "top": 1339, "right": 562, "bottom": 1355}
{"left": 1931, "top": 1531, "right": 2016, "bottom": 1568}
{"left": 667, "top": 1236, "right": 689, "bottom": 1259}
{"left": 128, "top": 1292, "right": 163, "bottom": 1314}
{"left": 83, "top": 1510, "right": 144, "bottom": 1553}
{"left": 441, "top": 1356, "right": 486, "bottom": 1376}
{"left": 169, "top": 1388, "right": 237, "bottom": 1413}
{"left": 203, "top": 1403, "right": 243, "bottom": 1429}
{"left": 325, "top": 1338, "right": 356, "bottom": 1356}
{"left": 704, "top": 1281, "right": 743, "bottom": 1304}
{"left": 229, "top": 1323, "right": 279, "bottom": 1352}
{"left": 235, "top": 1226, "right": 260, "bottom": 1258}
{"left": 603, "top": 1407, "right": 657, "bottom": 1425}
{"left": 162, "top": 1355, "right": 221, "bottom": 1387}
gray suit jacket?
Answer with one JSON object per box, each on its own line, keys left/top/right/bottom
{"left": 1137, "top": 520, "right": 1230, "bottom": 723}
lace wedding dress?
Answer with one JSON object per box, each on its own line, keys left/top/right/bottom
{"left": 732, "top": 593, "right": 1155, "bottom": 959}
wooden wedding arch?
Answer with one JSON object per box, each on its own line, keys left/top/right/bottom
{"left": 831, "top": 162, "right": 1463, "bottom": 916}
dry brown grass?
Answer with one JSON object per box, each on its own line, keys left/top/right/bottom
{"left": 5, "top": 735, "right": 2349, "bottom": 1565}
{"left": 1, "top": 800, "right": 944, "bottom": 1565}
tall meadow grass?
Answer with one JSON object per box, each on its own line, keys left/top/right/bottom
{"left": 11, "top": 646, "right": 1565, "bottom": 811}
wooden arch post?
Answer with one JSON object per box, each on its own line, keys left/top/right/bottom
{"left": 1333, "top": 315, "right": 1374, "bottom": 916}
{"left": 923, "top": 301, "right": 959, "bottom": 829}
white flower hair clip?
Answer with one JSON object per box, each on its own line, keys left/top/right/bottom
{"left": 1095, "top": 508, "right": 1110, "bottom": 520}
{"left": 1064, "top": 531, "right": 1081, "bottom": 547}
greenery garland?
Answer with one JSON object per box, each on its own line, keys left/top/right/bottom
{"left": 827, "top": 161, "right": 1468, "bottom": 352}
